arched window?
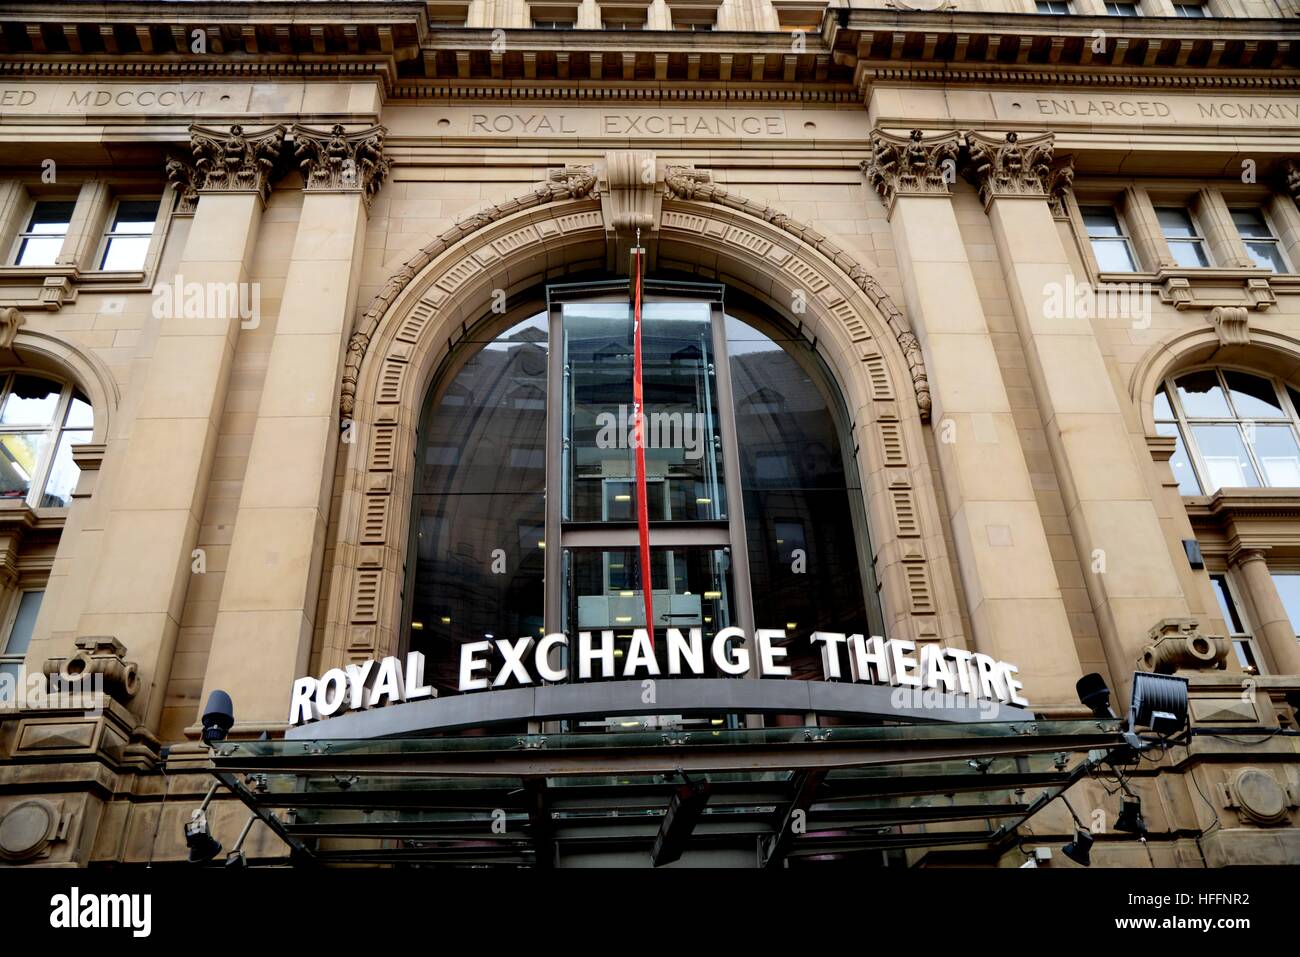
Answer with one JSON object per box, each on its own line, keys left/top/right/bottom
{"left": 404, "top": 281, "right": 881, "bottom": 724}
{"left": 1155, "top": 368, "right": 1300, "bottom": 495}
{"left": 0, "top": 372, "right": 92, "bottom": 509}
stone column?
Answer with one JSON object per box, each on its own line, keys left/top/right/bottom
{"left": 74, "top": 124, "right": 286, "bottom": 733}
{"left": 967, "top": 130, "right": 1193, "bottom": 704}
{"left": 863, "top": 129, "right": 1083, "bottom": 709}
{"left": 1231, "top": 548, "right": 1300, "bottom": 677}
{"left": 1194, "top": 188, "right": 1253, "bottom": 269}
{"left": 197, "top": 125, "right": 388, "bottom": 730}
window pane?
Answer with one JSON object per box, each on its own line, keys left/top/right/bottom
{"left": 41, "top": 429, "right": 89, "bottom": 507}
{"left": 1230, "top": 208, "right": 1272, "bottom": 238}
{"left": 408, "top": 314, "right": 548, "bottom": 696}
{"left": 2, "top": 590, "right": 44, "bottom": 657}
{"left": 1, "top": 375, "right": 61, "bottom": 425}
{"left": 1081, "top": 206, "right": 1123, "bottom": 237}
{"left": 1270, "top": 573, "right": 1300, "bottom": 635}
{"left": 26, "top": 201, "right": 75, "bottom": 232}
{"left": 1153, "top": 385, "right": 1175, "bottom": 421}
{"left": 1156, "top": 207, "right": 1198, "bottom": 238}
{"left": 1155, "top": 422, "right": 1202, "bottom": 495}
{"left": 0, "top": 432, "right": 50, "bottom": 499}
{"left": 1209, "top": 575, "right": 1245, "bottom": 633}
{"left": 1248, "top": 424, "right": 1300, "bottom": 487}
{"left": 15, "top": 236, "right": 65, "bottom": 267}
{"left": 1190, "top": 424, "right": 1260, "bottom": 491}
{"left": 729, "top": 314, "right": 874, "bottom": 674}
{"left": 64, "top": 390, "right": 93, "bottom": 429}
{"left": 109, "top": 199, "right": 159, "bottom": 233}
{"left": 1168, "top": 240, "right": 1210, "bottom": 268}
{"left": 1243, "top": 241, "right": 1286, "bottom": 273}
{"left": 1223, "top": 371, "right": 1285, "bottom": 418}
{"left": 100, "top": 235, "right": 152, "bottom": 271}
{"left": 1091, "top": 238, "right": 1138, "bottom": 272}
{"left": 0, "top": 663, "right": 21, "bottom": 704}
{"left": 1175, "top": 370, "right": 1231, "bottom": 417}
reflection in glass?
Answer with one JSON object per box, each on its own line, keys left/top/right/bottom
{"left": 1249, "top": 425, "right": 1300, "bottom": 487}
{"left": 1, "top": 375, "right": 61, "bottom": 426}
{"left": 1155, "top": 422, "right": 1201, "bottom": 495}
{"left": 727, "top": 314, "right": 874, "bottom": 680}
{"left": 563, "top": 300, "right": 724, "bottom": 523}
{"left": 1223, "top": 371, "right": 1284, "bottom": 418}
{"left": 40, "top": 430, "right": 89, "bottom": 507}
{"left": 0, "top": 433, "right": 48, "bottom": 499}
{"left": 1175, "top": 370, "right": 1231, "bottom": 418}
{"left": 1191, "top": 424, "right": 1260, "bottom": 491}
{"left": 407, "top": 314, "right": 548, "bottom": 696}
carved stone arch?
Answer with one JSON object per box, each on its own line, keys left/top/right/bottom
{"left": 1130, "top": 326, "right": 1300, "bottom": 439}
{"left": 321, "top": 171, "right": 962, "bottom": 671}
{"left": 3, "top": 323, "right": 120, "bottom": 445}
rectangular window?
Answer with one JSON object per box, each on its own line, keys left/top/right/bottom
{"left": 1035, "top": 1, "right": 1072, "bottom": 12}
{"left": 1157, "top": 206, "right": 1212, "bottom": 268}
{"left": 12, "top": 200, "right": 76, "bottom": 267}
{"left": 1231, "top": 207, "right": 1288, "bottom": 274}
{"left": 603, "top": 8, "right": 648, "bottom": 29}
{"left": 1104, "top": 1, "right": 1138, "bottom": 13}
{"left": 674, "top": 20, "right": 715, "bottom": 30}
{"left": 0, "top": 590, "right": 44, "bottom": 703}
{"left": 1209, "top": 575, "right": 1261, "bottom": 673}
{"left": 1173, "top": 0, "right": 1206, "bottom": 15}
{"left": 1081, "top": 205, "right": 1139, "bottom": 272}
{"left": 533, "top": 16, "right": 576, "bottom": 28}
{"left": 99, "top": 198, "right": 160, "bottom": 271}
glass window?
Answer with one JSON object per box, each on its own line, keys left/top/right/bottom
{"left": 1035, "top": 0, "right": 1072, "bottom": 12}
{"left": 1231, "top": 208, "right": 1288, "bottom": 274}
{"left": 1081, "top": 205, "right": 1138, "bottom": 272}
{"left": 13, "top": 200, "right": 75, "bottom": 267}
{"left": 1173, "top": 0, "right": 1206, "bottom": 15}
{"left": 0, "top": 376, "right": 92, "bottom": 508}
{"left": 1159, "top": 368, "right": 1300, "bottom": 494}
{"left": 99, "top": 199, "right": 159, "bottom": 271}
{"left": 1, "top": 590, "right": 44, "bottom": 703}
{"left": 533, "top": 18, "right": 576, "bottom": 28}
{"left": 674, "top": 20, "right": 714, "bottom": 30}
{"left": 1208, "top": 575, "right": 1260, "bottom": 674}
{"left": 1105, "top": 1, "right": 1138, "bottom": 13}
{"left": 1156, "top": 206, "right": 1212, "bottom": 268}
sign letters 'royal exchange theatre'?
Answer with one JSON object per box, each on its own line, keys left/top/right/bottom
{"left": 0, "top": 0, "right": 1298, "bottom": 870}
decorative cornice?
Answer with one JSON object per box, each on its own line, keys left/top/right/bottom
{"left": 293, "top": 123, "right": 389, "bottom": 209}
{"left": 857, "top": 67, "right": 1300, "bottom": 91}
{"left": 340, "top": 164, "right": 598, "bottom": 420}
{"left": 861, "top": 129, "right": 961, "bottom": 213}
{"left": 962, "top": 130, "right": 1056, "bottom": 209}
{"left": 189, "top": 123, "right": 287, "bottom": 203}
{"left": 663, "top": 164, "right": 932, "bottom": 422}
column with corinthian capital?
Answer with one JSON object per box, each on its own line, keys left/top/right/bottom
{"left": 197, "top": 124, "right": 388, "bottom": 731}
{"left": 864, "top": 129, "right": 1083, "bottom": 710}
{"left": 966, "top": 130, "right": 1195, "bottom": 705}
{"left": 76, "top": 124, "right": 286, "bottom": 734}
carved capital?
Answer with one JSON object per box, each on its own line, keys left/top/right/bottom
{"left": 0, "top": 306, "right": 26, "bottom": 349}
{"left": 1209, "top": 305, "right": 1251, "bottom": 346}
{"left": 962, "top": 130, "right": 1057, "bottom": 209}
{"left": 862, "top": 129, "right": 961, "bottom": 212}
{"left": 293, "top": 123, "right": 390, "bottom": 208}
{"left": 188, "top": 123, "right": 287, "bottom": 203}
{"left": 164, "top": 155, "right": 200, "bottom": 214}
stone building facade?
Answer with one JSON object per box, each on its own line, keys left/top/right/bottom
{"left": 0, "top": 0, "right": 1298, "bottom": 867}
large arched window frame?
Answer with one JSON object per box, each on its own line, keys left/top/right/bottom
{"left": 1154, "top": 366, "right": 1300, "bottom": 496}
{"left": 0, "top": 371, "right": 92, "bottom": 510}
{"left": 402, "top": 278, "right": 884, "bottom": 724}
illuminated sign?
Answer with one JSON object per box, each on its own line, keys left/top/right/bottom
{"left": 287, "top": 629, "right": 1027, "bottom": 726}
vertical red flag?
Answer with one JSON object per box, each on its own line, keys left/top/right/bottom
{"left": 632, "top": 242, "right": 655, "bottom": 648}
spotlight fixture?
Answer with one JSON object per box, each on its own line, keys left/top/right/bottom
{"left": 201, "top": 690, "right": 235, "bottom": 745}
{"left": 184, "top": 808, "right": 222, "bottom": 864}
{"left": 651, "top": 770, "right": 712, "bottom": 867}
{"left": 1129, "top": 671, "right": 1189, "bottom": 736}
{"left": 1076, "top": 673, "right": 1116, "bottom": 719}
{"left": 1114, "top": 798, "right": 1146, "bottom": 835}
{"left": 1062, "top": 827, "right": 1094, "bottom": 867}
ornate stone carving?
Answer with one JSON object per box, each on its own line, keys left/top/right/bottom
{"left": 0, "top": 306, "right": 25, "bottom": 349}
{"left": 861, "top": 129, "right": 961, "bottom": 211}
{"left": 1209, "top": 305, "right": 1251, "bottom": 346}
{"left": 1280, "top": 159, "right": 1300, "bottom": 203}
{"left": 1046, "top": 156, "right": 1076, "bottom": 218}
{"left": 1140, "top": 618, "right": 1230, "bottom": 673}
{"left": 603, "top": 150, "right": 657, "bottom": 232}
{"left": 164, "top": 155, "right": 200, "bottom": 214}
{"left": 963, "top": 130, "right": 1056, "bottom": 208}
{"left": 293, "top": 123, "right": 389, "bottom": 208}
{"left": 188, "top": 123, "right": 287, "bottom": 203}
{"left": 1223, "top": 767, "right": 1293, "bottom": 826}
{"left": 42, "top": 636, "right": 141, "bottom": 707}
{"left": 340, "top": 165, "right": 597, "bottom": 419}
{"left": 665, "top": 164, "right": 932, "bottom": 422}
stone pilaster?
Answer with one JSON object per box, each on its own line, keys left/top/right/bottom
{"left": 966, "top": 129, "right": 1194, "bottom": 704}
{"left": 864, "top": 129, "right": 1084, "bottom": 709}
{"left": 197, "top": 124, "right": 387, "bottom": 730}
{"left": 73, "top": 124, "right": 284, "bottom": 732}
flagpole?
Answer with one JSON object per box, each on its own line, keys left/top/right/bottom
{"left": 632, "top": 229, "right": 655, "bottom": 649}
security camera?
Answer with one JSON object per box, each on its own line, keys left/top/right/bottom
{"left": 201, "top": 690, "right": 235, "bottom": 745}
